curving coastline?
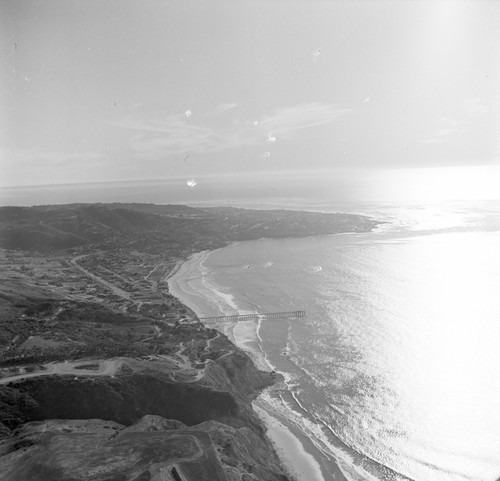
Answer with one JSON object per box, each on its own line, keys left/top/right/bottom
{"left": 168, "top": 248, "right": 348, "bottom": 481}
{"left": 0, "top": 203, "right": 384, "bottom": 481}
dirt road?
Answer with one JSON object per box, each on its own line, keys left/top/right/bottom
{"left": 0, "top": 358, "right": 126, "bottom": 385}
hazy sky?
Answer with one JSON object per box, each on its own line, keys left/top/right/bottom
{"left": 1, "top": 0, "right": 499, "bottom": 187}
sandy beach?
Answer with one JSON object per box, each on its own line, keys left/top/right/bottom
{"left": 168, "top": 249, "right": 348, "bottom": 481}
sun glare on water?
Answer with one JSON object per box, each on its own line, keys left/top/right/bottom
{"left": 366, "top": 165, "right": 500, "bottom": 203}
{"left": 384, "top": 231, "right": 500, "bottom": 480}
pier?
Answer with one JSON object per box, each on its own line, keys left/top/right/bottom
{"left": 199, "top": 310, "right": 305, "bottom": 323}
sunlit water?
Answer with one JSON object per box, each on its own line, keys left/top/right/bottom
{"left": 171, "top": 202, "right": 500, "bottom": 481}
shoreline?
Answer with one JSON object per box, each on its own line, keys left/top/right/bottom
{"left": 168, "top": 248, "right": 347, "bottom": 481}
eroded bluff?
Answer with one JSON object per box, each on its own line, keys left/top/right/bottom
{"left": 0, "top": 332, "right": 290, "bottom": 481}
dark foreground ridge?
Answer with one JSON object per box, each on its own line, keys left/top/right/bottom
{"left": 0, "top": 203, "right": 378, "bottom": 481}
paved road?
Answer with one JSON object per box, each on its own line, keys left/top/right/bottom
{"left": 71, "top": 255, "right": 132, "bottom": 300}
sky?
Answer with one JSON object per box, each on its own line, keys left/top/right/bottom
{"left": 1, "top": 0, "right": 499, "bottom": 188}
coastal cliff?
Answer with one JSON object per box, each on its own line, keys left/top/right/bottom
{"left": 0, "top": 333, "right": 288, "bottom": 481}
{"left": 0, "top": 203, "right": 378, "bottom": 480}
{"left": 0, "top": 282, "right": 290, "bottom": 480}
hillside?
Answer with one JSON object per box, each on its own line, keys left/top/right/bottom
{"left": 0, "top": 203, "right": 377, "bottom": 253}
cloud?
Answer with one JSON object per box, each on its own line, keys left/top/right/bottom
{"left": 462, "top": 98, "right": 488, "bottom": 118}
{"left": 118, "top": 116, "right": 249, "bottom": 157}
{"left": 256, "top": 102, "right": 349, "bottom": 137}
{"left": 436, "top": 127, "right": 463, "bottom": 137}
{"left": 1, "top": 149, "right": 105, "bottom": 166}
{"left": 0, "top": 149, "right": 107, "bottom": 186}
{"left": 112, "top": 102, "right": 349, "bottom": 159}
{"left": 212, "top": 102, "right": 238, "bottom": 115}
{"left": 420, "top": 98, "right": 488, "bottom": 144}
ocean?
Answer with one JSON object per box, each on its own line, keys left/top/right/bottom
{"left": 169, "top": 199, "right": 500, "bottom": 481}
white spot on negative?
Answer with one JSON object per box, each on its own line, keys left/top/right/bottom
{"left": 363, "top": 97, "right": 370, "bottom": 103}
{"left": 263, "top": 152, "right": 271, "bottom": 158}
{"left": 267, "top": 133, "right": 276, "bottom": 143}
{"left": 184, "top": 109, "right": 192, "bottom": 118}
{"left": 186, "top": 179, "right": 197, "bottom": 187}
{"left": 312, "top": 49, "right": 321, "bottom": 61}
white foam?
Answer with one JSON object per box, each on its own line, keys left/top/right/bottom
{"left": 257, "top": 389, "right": 378, "bottom": 481}
{"left": 169, "top": 249, "right": 377, "bottom": 481}
{"left": 169, "top": 249, "right": 270, "bottom": 370}
{"left": 253, "top": 404, "right": 325, "bottom": 481}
